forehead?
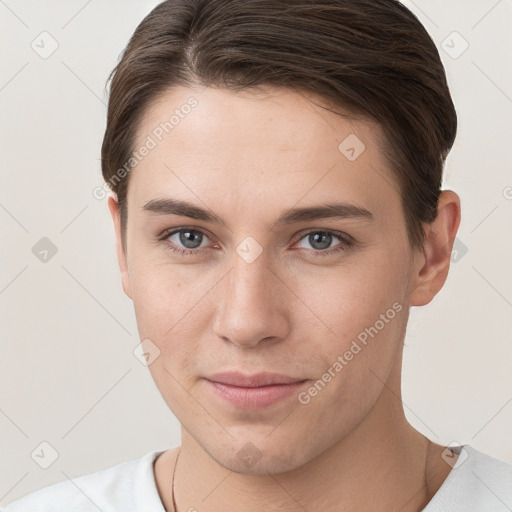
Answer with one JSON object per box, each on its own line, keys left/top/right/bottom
{"left": 128, "top": 85, "right": 401, "bottom": 226}
{"left": 134, "top": 85, "right": 383, "bottom": 160}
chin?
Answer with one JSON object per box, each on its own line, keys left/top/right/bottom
{"left": 200, "top": 429, "right": 315, "bottom": 476}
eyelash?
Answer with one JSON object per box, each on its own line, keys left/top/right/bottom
{"left": 158, "top": 227, "right": 354, "bottom": 258}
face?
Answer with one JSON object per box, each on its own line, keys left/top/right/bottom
{"left": 110, "top": 85, "right": 425, "bottom": 474}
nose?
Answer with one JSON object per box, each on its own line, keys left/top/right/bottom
{"left": 212, "top": 250, "right": 291, "bottom": 348}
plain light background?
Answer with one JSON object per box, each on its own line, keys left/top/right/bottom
{"left": 0, "top": 0, "right": 511, "bottom": 505}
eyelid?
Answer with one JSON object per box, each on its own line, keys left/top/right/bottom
{"left": 158, "top": 226, "right": 217, "bottom": 252}
{"left": 292, "top": 228, "right": 354, "bottom": 252}
{"left": 294, "top": 228, "right": 353, "bottom": 243}
{"left": 159, "top": 226, "right": 213, "bottom": 241}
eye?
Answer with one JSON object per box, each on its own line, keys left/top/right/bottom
{"left": 294, "top": 230, "right": 353, "bottom": 255}
{"left": 160, "top": 228, "right": 212, "bottom": 255}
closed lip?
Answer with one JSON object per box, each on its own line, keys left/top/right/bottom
{"left": 204, "top": 372, "right": 307, "bottom": 387}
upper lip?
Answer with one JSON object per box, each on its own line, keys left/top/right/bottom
{"left": 205, "top": 372, "right": 307, "bottom": 387}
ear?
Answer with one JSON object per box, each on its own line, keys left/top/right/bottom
{"left": 409, "top": 190, "right": 461, "bottom": 306}
{"left": 107, "top": 194, "right": 132, "bottom": 300}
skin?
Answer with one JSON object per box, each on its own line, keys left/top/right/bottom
{"left": 108, "top": 85, "right": 461, "bottom": 511}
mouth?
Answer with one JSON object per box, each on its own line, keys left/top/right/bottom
{"left": 203, "top": 372, "right": 310, "bottom": 409}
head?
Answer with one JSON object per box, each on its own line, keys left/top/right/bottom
{"left": 102, "top": 0, "right": 460, "bottom": 474}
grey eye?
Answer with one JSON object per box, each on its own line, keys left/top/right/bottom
{"left": 297, "top": 231, "right": 341, "bottom": 251}
{"left": 169, "top": 229, "right": 207, "bottom": 249}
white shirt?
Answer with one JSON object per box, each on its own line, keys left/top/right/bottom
{"left": 2, "top": 445, "right": 511, "bottom": 511}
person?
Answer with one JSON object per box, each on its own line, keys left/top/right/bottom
{"left": 3, "top": 0, "right": 511, "bottom": 510}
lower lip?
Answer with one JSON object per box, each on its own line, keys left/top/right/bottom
{"left": 204, "top": 379, "right": 309, "bottom": 409}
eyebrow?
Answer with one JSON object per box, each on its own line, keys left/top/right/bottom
{"left": 142, "top": 197, "right": 374, "bottom": 226}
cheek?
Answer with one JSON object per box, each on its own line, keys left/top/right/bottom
{"left": 293, "top": 284, "right": 408, "bottom": 435}
{"left": 130, "top": 262, "right": 208, "bottom": 412}
{"left": 290, "top": 245, "right": 410, "bottom": 389}
{"left": 129, "top": 247, "right": 200, "bottom": 335}
{"left": 128, "top": 258, "right": 191, "bottom": 357}
{"left": 293, "top": 245, "right": 409, "bottom": 334}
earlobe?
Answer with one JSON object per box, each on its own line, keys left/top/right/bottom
{"left": 107, "top": 194, "right": 132, "bottom": 300}
{"left": 409, "top": 190, "right": 461, "bottom": 306}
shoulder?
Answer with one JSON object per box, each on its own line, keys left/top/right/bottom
{"left": 1, "top": 450, "right": 167, "bottom": 512}
{"left": 425, "top": 445, "right": 512, "bottom": 511}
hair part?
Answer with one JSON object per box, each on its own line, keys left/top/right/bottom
{"left": 101, "top": 0, "right": 457, "bottom": 252}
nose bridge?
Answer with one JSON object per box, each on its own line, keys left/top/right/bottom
{"left": 213, "top": 244, "right": 289, "bottom": 347}
{"left": 230, "top": 247, "right": 269, "bottom": 298}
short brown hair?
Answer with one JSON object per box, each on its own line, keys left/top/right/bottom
{"left": 101, "top": 0, "right": 457, "bottom": 251}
